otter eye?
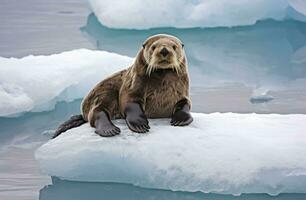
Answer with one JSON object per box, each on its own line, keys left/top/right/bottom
{"left": 151, "top": 45, "right": 156, "bottom": 50}
{"left": 181, "top": 43, "right": 184, "bottom": 48}
{"left": 172, "top": 45, "right": 177, "bottom": 50}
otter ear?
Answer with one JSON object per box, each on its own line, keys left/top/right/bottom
{"left": 142, "top": 41, "right": 148, "bottom": 49}
{"left": 142, "top": 36, "right": 154, "bottom": 49}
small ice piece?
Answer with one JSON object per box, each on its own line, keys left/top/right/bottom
{"left": 250, "top": 88, "right": 274, "bottom": 104}
{"left": 41, "top": 130, "right": 56, "bottom": 137}
{"left": 0, "top": 49, "right": 133, "bottom": 117}
{"left": 35, "top": 113, "right": 306, "bottom": 195}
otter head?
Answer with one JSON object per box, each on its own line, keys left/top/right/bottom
{"left": 142, "top": 34, "right": 186, "bottom": 76}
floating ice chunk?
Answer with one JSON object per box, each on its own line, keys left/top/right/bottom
{"left": 35, "top": 113, "right": 306, "bottom": 195}
{"left": 250, "top": 96, "right": 274, "bottom": 104}
{"left": 250, "top": 88, "right": 274, "bottom": 104}
{"left": 88, "top": 0, "right": 291, "bottom": 29}
{"left": 0, "top": 49, "right": 133, "bottom": 117}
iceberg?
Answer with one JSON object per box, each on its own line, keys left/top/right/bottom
{"left": 36, "top": 113, "right": 306, "bottom": 195}
{"left": 0, "top": 49, "right": 133, "bottom": 117}
{"left": 289, "top": 0, "right": 306, "bottom": 16}
{"left": 88, "top": 0, "right": 306, "bottom": 29}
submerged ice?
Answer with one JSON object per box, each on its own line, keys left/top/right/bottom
{"left": 36, "top": 113, "right": 306, "bottom": 195}
{"left": 0, "top": 49, "right": 133, "bottom": 117}
{"left": 88, "top": 0, "right": 306, "bottom": 29}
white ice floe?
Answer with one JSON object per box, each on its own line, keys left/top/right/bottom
{"left": 88, "top": 0, "right": 306, "bottom": 29}
{"left": 0, "top": 49, "right": 133, "bottom": 117}
{"left": 36, "top": 113, "right": 306, "bottom": 195}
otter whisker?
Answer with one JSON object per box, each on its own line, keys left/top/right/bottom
{"left": 170, "top": 65, "right": 177, "bottom": 75}
{"left": 146, "top": 64, "right": 155, "bottom": 76}
{"left": 172, "top": 67, "right": 176, "bottom": 73}
{"left": 175, "top": 66, "right": 179, "bottom": 75}
{"left": 169, "top": 63, "right": 180, "bottom": 75}
{"left": 146, "top": 65, "right": 151, "bottom": 76}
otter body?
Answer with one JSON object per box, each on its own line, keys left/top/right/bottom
{"left": 54, "top": 34, "right": 193, "bottom": 138}
{"left": 82, "top": 67, "right": 188, "bottom": 120}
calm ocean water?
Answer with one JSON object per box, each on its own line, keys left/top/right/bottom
{"left": 1, "top": 0, "right": 306, "bottom": 199}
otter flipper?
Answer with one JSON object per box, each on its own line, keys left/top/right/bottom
{"left": 124, "top": 102, "right": 150, "bottom": 133}
{"left": 94, "top": 111, "right": 120, "bottom": 137}
{"left": 53, "top": 114, "right": 86, "bottom": 139}
{"left": 171, "top": 99, "right": 193, "bottom": 126}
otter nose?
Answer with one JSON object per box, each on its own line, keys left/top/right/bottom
{"left": 160, "top": 47, "right": 169, "bottom": 57}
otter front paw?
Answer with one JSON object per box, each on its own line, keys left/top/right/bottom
{"left": 93, "top": 111, "right": 120, "bottom": 137}
{"left": 95, "top": 123, "right": 121, "bottom": 137}
{"left": 171, "top": 110, "right": 193, "bottom": 126}
{"left": 126, "top": 114, "right": 150, "bottom": 133}
{"left": 124, "top": 102, "right": 150, "bottom": 133}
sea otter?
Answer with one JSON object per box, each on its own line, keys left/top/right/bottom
{"left": 53, "top": 34, "right": 193, "bottom": 138}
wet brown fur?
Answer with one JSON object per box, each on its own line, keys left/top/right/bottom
{"left": 81, "top": 34, "right": 191, "bottom": 127}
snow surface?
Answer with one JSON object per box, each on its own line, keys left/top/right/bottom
{"left": 0, "top": 49, "right": 133, "bottom": 117}
{"left": 88, "top": 0, "right": 306, "bottom": 29}
{"left": 36, "top": 113, "right": 306, "bottom": 195}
